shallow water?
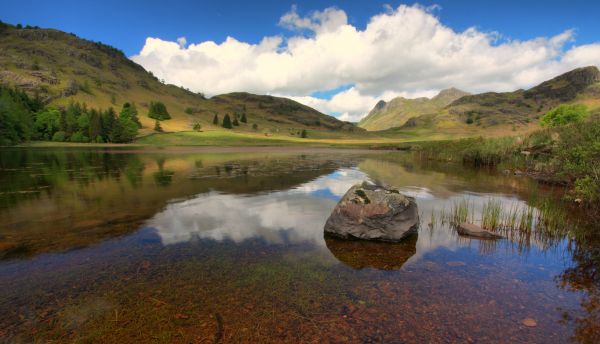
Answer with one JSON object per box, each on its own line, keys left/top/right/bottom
{"left": 0, "top": 148, "right": 598, "bottom": 343}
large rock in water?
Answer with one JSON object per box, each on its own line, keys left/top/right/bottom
{"left": 324, "top": 182, "right": 419, "bottom": 242}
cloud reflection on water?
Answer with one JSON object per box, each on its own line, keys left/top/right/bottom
{"left": 148, "top": 166, "right": 549, "bottom": 262}
{"left": 148, "top": 168, "right": 366, "bottom": 246}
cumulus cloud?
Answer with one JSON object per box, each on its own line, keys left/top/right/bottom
{"left": 131, "top": 4, "right": 600, "bottom": 121}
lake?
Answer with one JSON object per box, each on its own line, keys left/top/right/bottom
{"left": 0, "top": 147, "right": 597, "bottom": 343}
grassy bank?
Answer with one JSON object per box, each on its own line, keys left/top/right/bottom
{"left": 406, "top": 117, "right": 600, "bottom": 206}
{"left": 134, "top": 130, "right": 412, "bottom": 148}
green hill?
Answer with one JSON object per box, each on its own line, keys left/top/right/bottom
{"left": 387, "top": 67, "right": 600, "bottom": 136}
{"left": 0, "top": 22, "right": 359, "bottom": 141}
{"left": 447, "top": 66, "right": 600, "bottom": 127}
{"left": 361, "top": 67, "right": 600, "bottom": 136}
{"left": 358, "top": 88, "right": 469, "bottom": 130}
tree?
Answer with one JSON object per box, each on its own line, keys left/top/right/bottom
{"left": 213, "top": 113, "right": 219, "bottom": 125}
{"left": 252, "top": 123, "right": 258, "bottom": 130}
{"left": 193, "top": 123, "right": 202, "bottom": 131}
{"left": 34, "top": 107, "right": 61, "bottom": 140}
{"left": 241, "top": 113, "right": 247, "bottom": 123}
{"left": 232, "top": 117, "right": 240, "bottom": 126}
{"left": 64, "top": 102, "right": 83, "bottom": 136}
{"left": 222, "top": 114, "right": 233, "bottom": 129}
{"left": 148, "top": 101, "right": 171, "bottom": 120}
{"left": 88, "top": 109, "right": 102, "bottom": 141}
{"left": 541, "top": 104, "right": 589, "bottom": 127}
{"left": 111, "top": 115, "right": 138, "bottom": 143}
{"left": 301, "top": 129, "right": 307, "bottom": 138}
{"left": 77, "top": 111, "right": 90, "bottom": 137}
{"left": 0, "top": 87, "right": 34, "bottom": 144}
{"left": 120, "top": 102, "right": 141, "bottom": 127}
{"left": 154, "top": 120, "right": 163, "bottom": 132}
{"left": 101, "top": 108, "right": 116, "bottom": 142}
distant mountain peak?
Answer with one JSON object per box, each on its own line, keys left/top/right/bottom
{"left": 374, "top": 100, "right": 387, "bottom": 110}
{"left": 433, "top": 87, "right": 470, "bottom": 101}
{"left": 358, "top": 87, "right": 470, "bottom": 130}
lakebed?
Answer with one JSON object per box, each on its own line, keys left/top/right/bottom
{"left": 0, "top": 147, "right": 597, "bottom": 343}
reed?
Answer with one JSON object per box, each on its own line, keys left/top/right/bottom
{"left": 481, "top": 198, "right": 502, "bottom": 230}
{"left": 451, "top": 198, "right": 470, "bottom": 224}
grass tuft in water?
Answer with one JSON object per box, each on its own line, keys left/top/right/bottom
{"left": 451, "top": 198, "right": 470, "bottom": 225}
{"left": 481, "top": 198, "right": 502, "bottom": 230}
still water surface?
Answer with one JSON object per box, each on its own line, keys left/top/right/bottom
{"left": 0, "top": 148, "right": 597, "bottom": 343}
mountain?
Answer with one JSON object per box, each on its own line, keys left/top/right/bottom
{"left": 378, "top": 66, "right": 600, "bottom": 135}
{"left": 0, "top": 22, "right": 358, "bottom": 136}
{"left": 358, "top": 88, "right": 470, "bottom": 131}
{"left": 446, "top": 66, "right": 600, "bottom": 127}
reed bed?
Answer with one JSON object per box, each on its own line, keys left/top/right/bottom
{"left": 431, "top": 196, "right": 575, "bottom": 242}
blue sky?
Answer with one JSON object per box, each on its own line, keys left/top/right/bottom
{"left": 3, "top": 1, "right": 600, "bottom": 120}
{"left": 2, "top": 0, "right": 597, "bottom": 56}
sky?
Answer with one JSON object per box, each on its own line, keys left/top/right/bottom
{"left": 3, "top": 0, "right": 600, "bottom": 121}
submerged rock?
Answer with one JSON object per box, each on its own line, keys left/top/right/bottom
{"left": 457, "top": 223, "right": 504, "bottom": 239}
{"left": 521, "top": 318, "right": 538, "bottom": 327}
{"left": 324, "top": 182, "right": 419, "bottom": 242}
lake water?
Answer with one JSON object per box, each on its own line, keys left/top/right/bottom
{"left": 0, "top": 148, "right": 598, "bottom": 343}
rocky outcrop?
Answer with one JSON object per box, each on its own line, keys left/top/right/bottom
{"left": 524, "top": 66, "right": 600, "bottom": 102}
{"left": 457, "top": 223, "right": 504, "bottom": 239}
{"left": 324, "top": 182, "right": 419, "bottom": 242}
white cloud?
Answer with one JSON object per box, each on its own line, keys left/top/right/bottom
{"left": 131, "top": 4, "right": 600, "bottom": 121}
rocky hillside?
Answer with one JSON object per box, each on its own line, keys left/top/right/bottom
{"left": 358, "top": 88, "right": 469, "bottom": 130}
{"left": 446, "top": 66, "right": 600, "bottom": 128}
{"left": 391, "top": 66, "right": 600, "bottom": 135}
{"left": 0, "top": 22, "right": 358, "bottom": 135}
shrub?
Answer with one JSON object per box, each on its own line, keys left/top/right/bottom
{"left": 301, "top": 129, "right": 307, "bottom": 138}
{"left": 540, "top": 104, "right": 588, "bottom": 127}
{"left": 52, "top": 131, "right": 66, "bottom": 142}
{"left": 70, "top": 131, "right": 89, "bottom": 142}
{"left": 193, "top": 123, "right": 202, "bottom": 131}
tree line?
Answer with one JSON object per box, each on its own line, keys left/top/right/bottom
{"left": 0, "top": 85, "right": 144, "bottom": 144}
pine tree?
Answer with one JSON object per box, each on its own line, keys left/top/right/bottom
{"left": 88, "top": 109, "right": 102, "bottom": 141}
{"left": 148, "top": 101, "right": 171, "bottom": 120}
{"left": 241, "top": 113, "right": 247, "bottom": 123}
{"left": 101, "top": 108, "right": 116, "bottom": 142}
{"left": 213, "top": 113, "right": 219, "bottom": 125}
{"left": 222, "top": 114, "right": 233, "bottom": 129}
{"left": 301, "top": 129, "right": 307, "bottom": 138}
{"left": 120, "top": 102, "right": 141, "bottom": 127}
{"left": 232, "top": 117, "right": 240, "bottom": 126}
